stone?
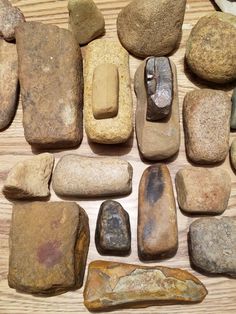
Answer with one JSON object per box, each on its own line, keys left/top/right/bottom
{"left": 189, "top": 217, "right": 236, "bottom": 277}
{"left": 230, "top": 138, "right": 236, "bottom": 170}
{"left": 230, "top": 88, "right": 236, "bottom": 129}
{"left": 68, "top": 0, "right": 105, "bottom": 45}
{"left": 83, "top": 260, "right": 208, "bottom": 311}
{"left": 8, "top": 202, "right": 90, "bottom": 295}
{"left": 117, "top": 0, "right": 187, "bottom": 58}
{"left": 138, "top": 165, "right": 178, "bottom": 261}
{"left": 215, "top": 0, "right": 236, "bottom": 15}
{"left": 183, "top": 89, "right": 231, "bottom": 164}
{"left": 15, "top": 22, "right": 83, "bottom": 149}
{"left": 84, "top": 39, "right": 133, "bottom": 144}
{"left": 92, "top": 63, "right": 119, "bottom": 119}
{"left": 186, "top": 12, "right": 236, "bottom": 83}
{"left": 95, "top": 200, "right": 131, "bottom": 256}
{"left": 3, "top": 153, "right": 54, "bottom": 199}
{"left": 0, "top": 0, "right": 25, "bottom": 41}
{"left": 135, "top": 58, "right": 180, "bottom": 161}
{"left": 175, "top": 166, "right": 231, "bottom": 215}
{"left": 0, "top": 39, "right": 18, "bottom": 130}
{"left": 52, "top": 155, "right": 133, "bottom": 197}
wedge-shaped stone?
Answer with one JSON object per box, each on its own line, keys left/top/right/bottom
{"left": 84, "top": 260, "right": 208, "bottom": 311}
{"left": 8, "top": 202, "right": 90, "bottom": 295}
{"left": 84, "top": 39, "right": 133, "bottom": 144}
{"left": 52, "top": 155, "right": 132, "bottom": 197}
{"left": 3, "top": 153, "right": 54, "bottom": 199}
{"left": 15, "top": 22, "right": 83, "bottom": 149}
{"left": 135, "top": 58, "right": 180, "bottom": 160}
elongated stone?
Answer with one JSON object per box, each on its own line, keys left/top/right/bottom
{"left": 231, "top": 138, "right": 236, "bottom": 170}
{"left": 138, "top": 164, "right": 178, "bottom": 261}
{"left": 0, "top": 40, "right": 18, "bottom": 130}
{"left": 231, "top": 88, "right": 236, "bottom": 129}
{"left": 135, "top": 58, "right": 180, "bottom": 160}
{"left": 52, "top": 155, "right": 133, "bottom": 197}
{"left": 95, "top": 200, "right": 131, "bottom": 256}
{"left": 83, "top": 260, "right": 208, "bottom": 311}
{"left": 8, "top": 202, "right": 90, "bottom": 295}
{"left": 15, "top": 22, "right": 83, "bottom": 149}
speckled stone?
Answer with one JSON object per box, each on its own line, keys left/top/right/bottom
{"left": 230, "top": 89, "right": 236, "bottom": 129}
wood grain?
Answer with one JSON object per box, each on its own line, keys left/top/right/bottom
{"left": 1, "top": 0, "right": 236, "bottom": 313}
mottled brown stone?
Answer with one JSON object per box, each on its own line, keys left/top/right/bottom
{"left": 8, "top": 202, "right": 90, "bottom": 295}
{"left": 83, "top": 260, "right": 208, "bottom": 311}
{"left": 95, "top": 200, "right": 131, "bottom": 256}
{"left": 15, "top": 22, "right": 83, "bottom": 149}
{"left": 138, "top": 164, "right": 178, "bottom": 261}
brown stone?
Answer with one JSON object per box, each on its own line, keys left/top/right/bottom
{"left": 95, "top": 200, "right": 131, "bottom": 256}
{"left": 135, "top": 58, "right": 180, "bottom": 161}
{"left": 230, "top": 138, "right": 236, "bottom": 171}
{"left": 183, "top": 89, "right": 231, "bottom": 164}
{"left": 175, "top": 166, "right": 231, "bottom": 215}
{"left": 15, "top": 22, "right": 83, "bottom": 149}
{"left": 138, "top": 164, "right": 178, "bottom": 261}
{"left": 3, "top": 153, "right": 54, "bottom": 199}
{"left": 83, "top": 260, "right": 208, "bottom": 311}
{"left": 8, "top": 202, "right": 90, "bottom": 295}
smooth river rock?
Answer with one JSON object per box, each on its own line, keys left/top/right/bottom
{"left": 183, "top": 89, "right": 231, "bottom": 164}
{"left": 138, "top": 165, "right": 178, "bottom": 261}
{"left": 52, "top": 155, "right": 133, "bottom": 197}
{"left": 95, "top": 200, "right": 131, "bottom": 256}
{"left": 15, "top": 22, "right": 83, "bottom": 149}
{"left": 3, "top": 153, "right": 54, "bottom": 199}
{"left": 8, "top": 202, "right": 90, "bottom": 295}
{"left": 189, "top": 217, "right": 236, "bottom": 277}
{"left": 83, "top": 260, "right": 208, "bottom": 311}
{"left": 215, "top": 0, "right": 236, "bottom": 16}
{"left": 175, "top": 166, "right": 231, "bottom": 215}
{"left": 230, "top": 88, "right": 236, "bottom": 129}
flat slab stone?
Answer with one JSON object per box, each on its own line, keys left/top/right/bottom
{"left": 8, "top": 202, "right": 90, "bottom": 295}
{"left": 95, "top": 200, "right": 131, "bottom": 256}
{"left": 83, "top": 260, "right": 207, "bottom": 311}
{"left": 15, "top": 22, "right": 83, "bottom": 149}
{"left": 189, "top": 217, "right": 236, "bottom": 277}
{"left": 175, "top": 166, "right": 231, "bottom": 215}
{"left": 138, "top": 164, "right": 178, "bottom": 260}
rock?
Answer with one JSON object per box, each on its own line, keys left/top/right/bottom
{"left": 0, "top": 0, "right": 25, "bottom": 41}
{"left": 0, "top": 39, "right": 18, "bottom": 130}
{"left": 215, "top": 0, "right": 236, "bottom": 16}
{"left": 230, "top": 138, "right": 236, "bottom": 170}
{"left": 8, "top": 202, "right": 90, "bottom": 295}
{"left": 189, "top": 217, "right": 236, "bottom": 277}
{"left": 138, "top": 165, "right": 178, "bottom": 261}
{"left": 117, "top": 0, "right": 187, "bottom": 58}
{"left": 3, "top": 153, "right": 54, "bottom": 199}
{"left": 83, "top": 260, "right": 208, "bottom": 311}
{"left": 68, "top": 0, "right": 105, "bottom": 45}
{"left": 230, "top": 88, "right": 236, "bottom": 129}
{"left": 52, "top": 155, "right": 133, "bottom": 197}
{"left": 84, "top": 39, "right": 133, "bottom": 144}
{"left": 183, "top": 89, "right": 231, "bottom": 164}
{"left": 135, "top": 58, "right": 180, "bottom": 161}
{"left": 15, "top": 22, "right": 83, "bottom": 149}
{"left": 175, "top": 166, "right": 231, "bottom": 215}
{"left": 95, "top": 200, "right": 131, "bottom": 256}
{"left": 186, "top": 12, "right": 236, "bottom": 83}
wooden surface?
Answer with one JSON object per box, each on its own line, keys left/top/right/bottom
{"left": 0, "top": 0, "right": 236, "bottom": 313}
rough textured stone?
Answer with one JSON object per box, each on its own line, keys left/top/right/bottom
{"left": 8, "top": 202, "right": 90, "bottom": 295}
{"left": 230, "top": 88, "right": 236, "bottom": 129}
{"left": 52, "top": 155, "right": 133, "bottom": 197}
{"left": 84, "top": 260, "right": 208, "bottom": 311}
{"left": 68, "top": 0, "right": 105, "bottom": 45}
{"left": 117, "top": 0, "right": 187, "bottom": 58}
{"left": 95, "top": 200, "right": 131, "bottom": 256}
{"left": 0, "top": 0, "right": 25, "bottom": 41}
{"left": 215, "top": 0, "right": 236, "bottom": 16}
{"left": 135, "top": 58, "right": 180, "bottom": 161}
{"left": 230, "top": 138, "right": 236, "bottom": 170}
{"left": 0, "top": 39, "right": 18, "bottom": 130}
{"left": 183, "top": 89, "right": 231, "bottom": 164}
{"left": 175, "top": 166, "right": 231, "bottom": 215}
{"left": 189, "top": 217, "right": 236, "bottom": 277}
{"left": 138, "top": 165, "right": 178, "bottom": 261}
{"left": 3, "top": 153, "right": 54, "bottom": 199}
{"left": 186, "top": 12, "right": 236, "bottom": 83}
{"left": 15, "top": 22, "right": 83, "bottom": 149}
{"left": 84, "top": 39, "right": 133, "bottom": 144}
